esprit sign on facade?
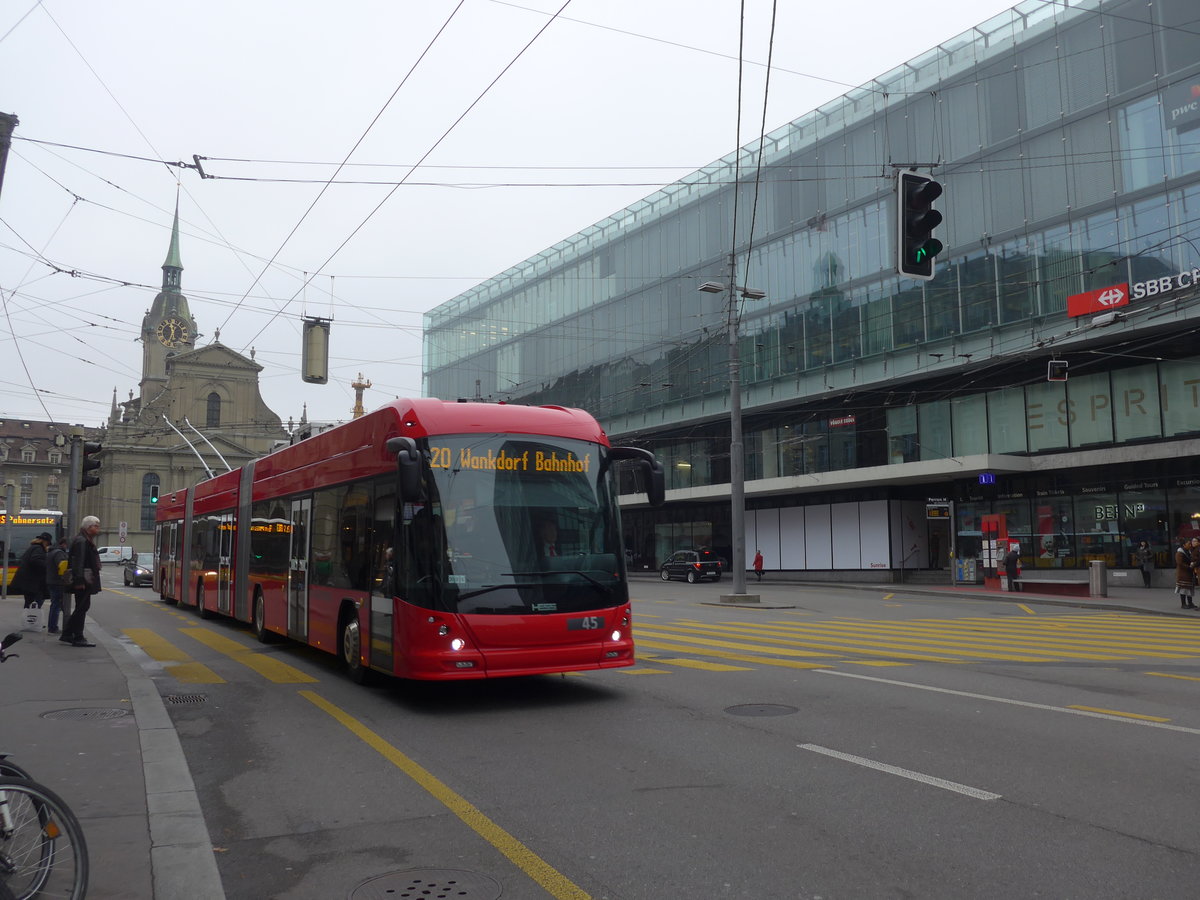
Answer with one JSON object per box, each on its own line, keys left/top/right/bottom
{"left": 1067, "top": 269, "right": 1200, "bottom": 317}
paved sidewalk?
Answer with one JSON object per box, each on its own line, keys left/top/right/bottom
{"left": 0, "top": 598, "right": 224, "bottom": 900}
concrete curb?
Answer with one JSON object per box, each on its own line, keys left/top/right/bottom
{"left": 92, "top": 621, "right": 225, "bottom": 900}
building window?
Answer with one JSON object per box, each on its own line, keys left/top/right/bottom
{"left": 48, "top": 451, "right": 62, "bottom": 464}
{"left": 206, "top": 392, "right": 221, "bottom": 427}
{"left": 46, "top": 491, "right": 59, "bottom": 510}
{"left": 141, "top": 473, "right": 161, "bottom": 531}
{"left": 20, "top": 449, "right": 34, "bottom": 462}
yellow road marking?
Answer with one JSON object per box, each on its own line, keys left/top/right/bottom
{"left": 181, "top": 628, "right": 317, "bottom": 683}
{"left": 1018, "top": 604, "right": 1035, "bottom": 615}
{"left": 844, "top": 660, "right": 910, "bottom": 667}
{"left": 883, "top": 593, "right": 895, "bottom": 600}
{"left": 122, "top": 629, "right": 225, "bottom": 684}
{"left": 634, "top": 638, "right": 830, "bottom": 669}
{"left": 300, "top": 690, "right": 590, "bottom": 900}
{"left": 1067, "top": 705, "right": 1170, "bottom": 723}
{"left": 1144, "top": 672, "right": 1200, "bottom": 682}
{"left": 621, "top": 667, "right": 671, "bottom": 675}
{"left": 650, "top": 657, "right": 751, "bottom": 672}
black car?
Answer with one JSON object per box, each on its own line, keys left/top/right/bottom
{"left": 122, "top": 559, "right": 153, "bottom": 587}
{"left": 659, "top": 549, "right": 724, "bottom": 584}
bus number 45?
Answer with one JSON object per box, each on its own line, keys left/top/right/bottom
{"left": 567, "top": 616, "right": 602, "bottom": 630}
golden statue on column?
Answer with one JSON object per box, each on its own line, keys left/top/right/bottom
{"left": 351, "top": 372, "right": 372, "bottom": 419}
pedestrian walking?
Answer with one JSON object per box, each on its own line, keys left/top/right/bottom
{"left": 62, "top": 516, "right": 102, "bottom": 647}
{"left": 1174, "top": 538, "right": 1197, "bottom": 610}
{"left": 46, "top": 537, "right": 71, "bottom": 634}
{"left": 1133, "top": 540, "right": 1154, "bottom": 588}
{"left": 11, "top": 532, "right": 52, "bottom": 610}
{"left": 1004, "top": 543, "right": 1021, "bottom": 592}
{"left": 753, "top": 549, "right": 764, "bottom": 582}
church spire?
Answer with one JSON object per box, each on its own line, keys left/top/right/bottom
{"left": 162, "top": 194, "right": 183, "bottom": 292}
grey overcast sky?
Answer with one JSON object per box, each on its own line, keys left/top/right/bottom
{"left": 1, "top": 0, "right": 1021, "bottom": 428}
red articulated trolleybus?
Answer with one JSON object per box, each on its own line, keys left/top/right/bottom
{"left": 154, "top": 399, "right": 663, "bottom": 682}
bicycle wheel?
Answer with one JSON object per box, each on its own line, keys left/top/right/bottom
{"left": 0, "top": 777, "right": 88, "bottom": 900}
{"left": 0, "top": 759, "right": 34, "bottom": 783}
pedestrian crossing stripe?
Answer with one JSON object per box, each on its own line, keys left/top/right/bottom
{"left": 630, "top": 613, "right": 1200, "bottom": 670}
{"left": 122, "top": 628, "right": 225, "bottom": 684}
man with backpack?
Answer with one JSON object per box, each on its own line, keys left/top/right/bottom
{"left": 46, "top": 537, "right": 71, "bottom": 635}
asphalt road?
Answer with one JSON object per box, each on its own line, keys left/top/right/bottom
{"left": 94, "top": 571, "right": 1200, "bottom": 899}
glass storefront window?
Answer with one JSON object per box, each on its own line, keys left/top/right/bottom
{"left": 1167, "top": 482, "right": 1200, "bottom": 547}
{"left": 1121, "top": 485, "right": 1168, "bottom": 569}
{"left": 1032, "top": 495, "right": 1074, "bottom": 568}
{"left": 1075, "top": 492, "right": 1123, "bottom": 567}
{"left": 994, "top": 497, "right": 1033, "bottom": 566}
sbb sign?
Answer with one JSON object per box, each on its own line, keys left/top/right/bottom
{"left": 1130, "top": 267, "right": 1200, "bottom": 300}
{"left": 1067, "top": 283, "right": 1127, "bottom": 318}
{"left": 1067, "top": 268, "right": 1200, "bottom": 317}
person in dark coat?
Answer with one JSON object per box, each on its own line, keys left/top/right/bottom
{"left": 13, "top": 532, "right": 52, "bottom": 609}
{"left": 47, "top": 537, "right": 71, "bottom": 634}
{"left": 1004, "top": 544, "right": 1021, "bottom": 592}
{"left": 62, "top": 516, "right": 102, "bottom": 647}
{"left": 1133, "top": 540, "right": 1153, "bottom": 588}
{"left": 1174, "top": 538, "right": 1197, "bottom": 610}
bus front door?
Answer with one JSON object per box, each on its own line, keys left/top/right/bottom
{"left": 288, "top": 498, "right": 311, "bottom": 640}
{"left": 217, "top": 512, "right": 233, "bottom": 615}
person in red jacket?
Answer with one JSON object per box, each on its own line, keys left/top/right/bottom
{"left": 753, "top": 549, "right": 764, "bottom": 582}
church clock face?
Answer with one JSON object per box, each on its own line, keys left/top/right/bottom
{"left": 156, "top": 316, "right": 189, "bottom": 348}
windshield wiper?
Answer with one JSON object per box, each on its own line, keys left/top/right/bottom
{"left": 506, "top": 570, "right": 612, "bottom": 595}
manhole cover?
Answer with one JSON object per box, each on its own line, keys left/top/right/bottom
{"left": 725, "top": 703, "right": 798, "bottom": 717}
{"left": 164, "top": 694, "right": 208, "bottom": 705}
{"left": 349, "top": 868, "right": 502, "bottom": 900}
{"left": 40, "top": 708, "right": 130, "bottom": 721}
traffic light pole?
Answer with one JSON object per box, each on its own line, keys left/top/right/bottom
{"left": 67, "top": 429, "right": 82, "bottom": 534}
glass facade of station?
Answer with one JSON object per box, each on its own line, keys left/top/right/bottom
{"left": 424, "top": 0, "right": 1200, "bottom": 575}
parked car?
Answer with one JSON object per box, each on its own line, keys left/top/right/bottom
{"left": 122, "top": 559, "right": 153, "bottom": 587}
{"left": 660, "top": 549, "right": 724, "bottom": 584}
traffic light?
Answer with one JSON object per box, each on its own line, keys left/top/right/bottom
{"left": 896, "top": 170, "right": 944, "bottom": 281}
{"left": 149, "top": 484, "right": 159, "bottom": 504}
{"left": 79, "top": 441, "right": 102, "bottom": 492}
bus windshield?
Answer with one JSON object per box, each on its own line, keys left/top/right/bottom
{"left": 398, "top": 435, "right": 627, "bottom": 615}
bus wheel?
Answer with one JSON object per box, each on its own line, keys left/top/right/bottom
{"left": 253, "top": 592, "right": 273, "bottom": 644}
{"left": 340, "top": 613, "right": 370, "bottom": 685}
{"left": 196, "top": 582, "right": 214, "bottom": 619}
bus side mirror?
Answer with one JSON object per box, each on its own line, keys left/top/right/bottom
{"left": 608, "top": 446, "right": 665, "bottom": 507}
{"left": 385, "top": 436, "right": 422, "bottom": 499}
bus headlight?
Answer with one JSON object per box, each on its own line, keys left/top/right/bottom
{"left": 611, "top": 630, "right": 621, "bottom": 642}
{"left": 450, "top": 638, "right": 465, "bottom": 651}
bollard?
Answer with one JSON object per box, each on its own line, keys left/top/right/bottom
{"left": 1089, "top": 559, "right": 1108, "bottom": 597}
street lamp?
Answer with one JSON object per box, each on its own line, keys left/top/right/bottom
{"left": 699, "top": 268, "right": 766, "bottom": 600}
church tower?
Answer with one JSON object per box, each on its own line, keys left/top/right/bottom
{"left": 139, "top": 201, "right": 198, "bottom": 395}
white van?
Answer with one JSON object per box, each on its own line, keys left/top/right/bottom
{"left": 97, "top": 546, "right": 134, "bottom": 565}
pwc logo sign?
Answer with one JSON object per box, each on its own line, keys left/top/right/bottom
{"left": 1067, "top": 283, "right": 1128, "bottom": 318}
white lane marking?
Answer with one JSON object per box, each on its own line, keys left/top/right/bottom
{"left": 798, "top": 744, "right": 1001, "bottom": 801}
{"left": 817, "top": 669, "right": 1200, "bottom": 735}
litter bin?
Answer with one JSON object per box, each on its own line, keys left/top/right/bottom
{"left": 1089, "top": 559, "right": 1107, "bottom": 597}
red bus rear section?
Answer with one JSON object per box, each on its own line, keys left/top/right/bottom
{"left": 154, "top": 398, "right": 662, "bottom": 682}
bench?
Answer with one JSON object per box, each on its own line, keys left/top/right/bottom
{"left": 1012, "top": 577, "right": 1091, "bottom": 597}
